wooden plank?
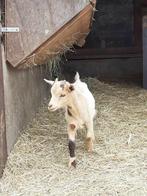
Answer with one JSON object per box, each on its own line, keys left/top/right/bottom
{"left": 0, "top": 38, "right": 7, "bottom": 178}
{"left": 5, "top": 0, "right": 25, "bottom": 65}
{"left": 16, "top": 3, "right": 95, "bottom": 68}
{"left": 67, "top": 53, "right": 142, "bottom": 60}
{"left": 66, "top": 47, "right": 142, "bottom": 60}
{"left": 62, "top": 58, "right": 142, "bottom": 82}
{"left": 0, "top": 0, "right": 7, "bottom": 178}
{"left": 143, "top": 15, "right": 147, "bottom": 89}
{"left": 5, "top": 0, "right": 95, "bottom": 68}
{"left": 134, "top": 0, "right": 142, "bottom": 47}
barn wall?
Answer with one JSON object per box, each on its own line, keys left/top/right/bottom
{"left": 3, "top": 59, "right": 50, "bottom": 153}
{"left": 0, "top": 47, "right": 7, "bottom": 177}
{"left": 62, "top": 57, "right": 143, "bottom": 82}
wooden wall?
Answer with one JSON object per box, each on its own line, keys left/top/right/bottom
{"left": 5, "top": 0, "right": 93, "bottom": 68}
{"left": 0, "top": 0, "right": 7, "bottom": 178}
{"left": 0, "top": 44, "right": 7, "bottom": 178}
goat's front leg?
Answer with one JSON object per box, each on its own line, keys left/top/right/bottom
{"left": 67, "top": 123, "right": 77, "bottom": 168}
{"left": 85, "top": 119, "right": 95, "bottom": 152}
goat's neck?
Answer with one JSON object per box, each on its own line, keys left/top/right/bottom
{"left": 67, "top": 92, "right": 80, "bottom": 116}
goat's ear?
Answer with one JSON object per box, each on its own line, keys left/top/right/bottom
{"left": 75, "top": 72, "right": 80, "bottom": 81}
{"left": 44, "top": 79, "right": 54, "bottom": 86}
{"left": 68, "top": 84, "right": 74, "bottom": 92}
{"left": 55, "top": 78, "right": 58, "bottom": 82}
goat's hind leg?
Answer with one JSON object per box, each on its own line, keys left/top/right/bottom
{"left": 85, "top": 120, "right": 95, "bottom": 152}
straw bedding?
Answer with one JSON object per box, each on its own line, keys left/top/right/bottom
{"left": 0, "top": 78, "right": 147, "bottom": 196}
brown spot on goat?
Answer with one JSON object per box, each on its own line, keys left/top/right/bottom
{"left": 69, "top": 124, "right": 76, "bottom": 130}
{"left": 67, "top": 109, "right": 72, "bottom": 117}
{"left": 69, "top": 85, "right": 74, "bottom": 92}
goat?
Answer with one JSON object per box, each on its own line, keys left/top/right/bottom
{"left": 44, "top": 72, "right": 96, "bottom": 167}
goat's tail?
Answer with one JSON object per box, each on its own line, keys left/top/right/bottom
{"left": 75, "top": 72, "right": 80, "bottom": 81}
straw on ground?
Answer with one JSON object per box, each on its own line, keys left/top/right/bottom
{"left": 0, "top": 78, "right": 147, "bottom": 196}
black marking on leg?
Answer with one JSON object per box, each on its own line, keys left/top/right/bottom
{"left": 68, "top": 140, "right": 75, "bottom": 157}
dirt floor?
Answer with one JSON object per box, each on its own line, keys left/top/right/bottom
{"left": 0, "top": 78, "right": 147, "bottom": 196}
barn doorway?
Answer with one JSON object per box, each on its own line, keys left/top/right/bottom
{"left": 63, "top": 0, "right": 147, "bottom": 86}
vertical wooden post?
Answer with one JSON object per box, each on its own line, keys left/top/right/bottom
{"left": 0, "top": 43, "right": 7, "bottom": 178}
{"left": 133, "top": 0, "right": 142, "bottom": 47}
{"left": 143, "top": 15, "right": 147, "bottom": 89}
{"left": 0, "top": 0, "right": 7, "bottom": 178}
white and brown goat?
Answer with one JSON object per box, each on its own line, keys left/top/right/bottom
{"left": 44, "top": 72, "right": 96, "bottom": 167}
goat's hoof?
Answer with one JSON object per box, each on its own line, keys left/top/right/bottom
{"left": 85, "top": 137, "right": 94, "bottom": 152}
{"left": 68, "top": 157, "right": 76, "bottom": 168}
{"left": 71, "top": 160, "right": 77, "bottom": 168}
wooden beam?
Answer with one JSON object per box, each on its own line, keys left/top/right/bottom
{"left": 133, "top": 0, "right": 142, "bottom": 47}
{"left": 0, "top": 43, "right": 7, "bottom": 178}
{"left": 0, "top": 0, "right": 7, "bottom": 178}
{"left": 66, "top": 47, "right": 142, "bottom": 60}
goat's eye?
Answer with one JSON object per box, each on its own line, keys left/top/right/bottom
{"left": 60, "top": 94, "right": 66, "bottom": 97}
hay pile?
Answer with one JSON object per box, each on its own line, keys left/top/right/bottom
{"left": 1, "top": 78, "right": 147, "bottom": 196}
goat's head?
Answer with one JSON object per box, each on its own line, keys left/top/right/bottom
{"left": 44, "top": 78, "right": 74, "bottom": 111}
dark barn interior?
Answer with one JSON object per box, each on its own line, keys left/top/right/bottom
{"left": 63, "top": 0, "right": 147, "bottom": 83}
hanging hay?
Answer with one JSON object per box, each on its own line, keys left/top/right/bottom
{"left": 20, "top": 35, "right": 78, "bottom": 70}
{"left": 1, "top": 78, "right": 147, "bottom": 196}
{"left": 45, "top": 40, "right": 77, "bottom": 79}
